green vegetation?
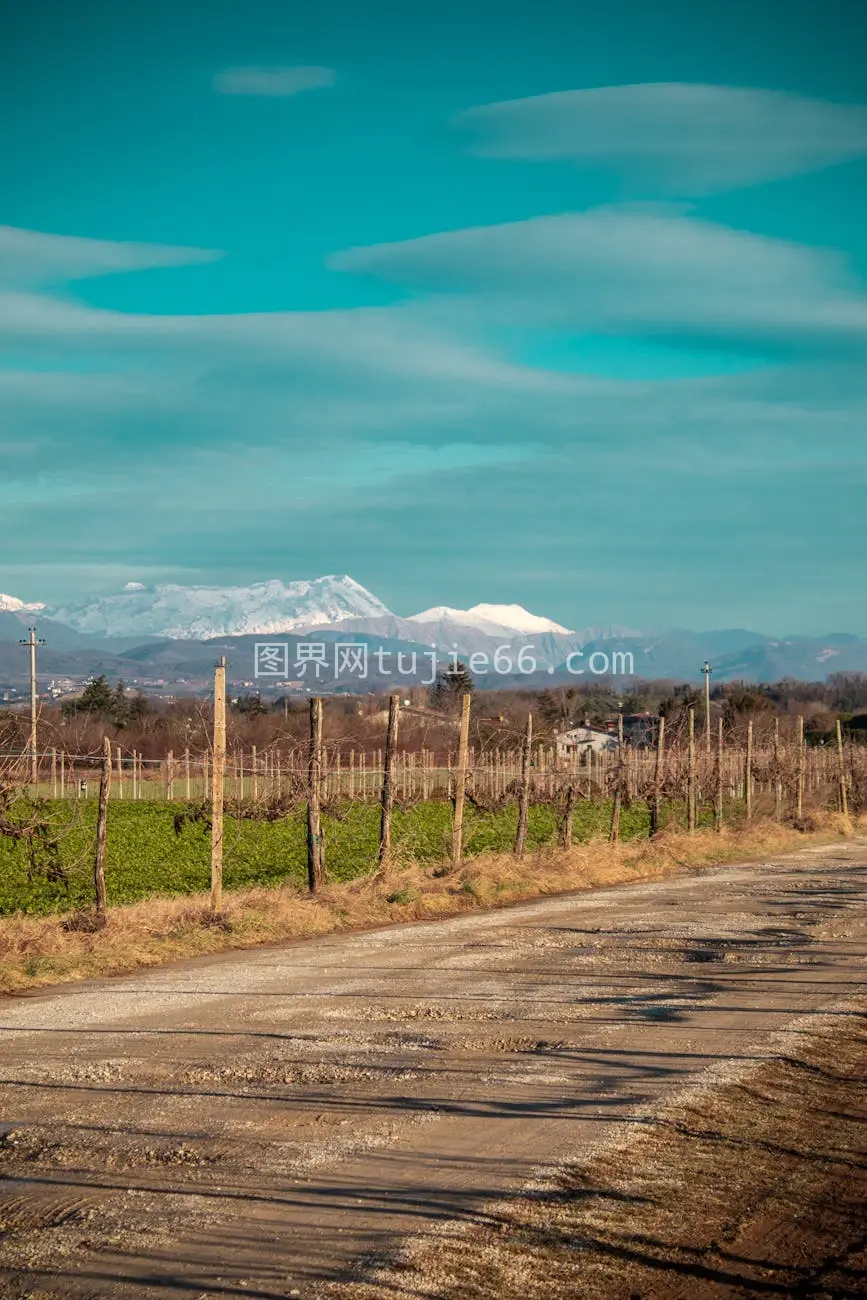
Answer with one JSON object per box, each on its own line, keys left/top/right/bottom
{"left": 60, "top": 674, "right": 149, "bottom": 727}
{"left": 0, "top": 795, "right": 672, "bottom": 917}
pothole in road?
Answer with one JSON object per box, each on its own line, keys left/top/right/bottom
{"left": 181, "top": 1060, "right": 419, "bottom": 1087}
{"left": 0, "top": 1125, "right": 225, "bottom": 1170}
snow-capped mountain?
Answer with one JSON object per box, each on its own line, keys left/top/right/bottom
{"left": 0, "top": 592, "right": 45, "bottom": 614}
{"left": 46, "top": 576, "right": 390, "bottom": 640}
{"left": 1, "top": 576, "right": 865, "bottom": 683}
{"left": 408, "top": 602, "right": 573, "bottom": 637}
{"left": 1, "top": 577, "right": 584, "bottom": 645}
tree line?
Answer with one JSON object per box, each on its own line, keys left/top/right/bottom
{"left": 1, "top": 669, "right": 866, "bottom": 763}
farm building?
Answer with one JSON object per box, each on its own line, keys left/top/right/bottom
{"left": 554, "top": 725, "right": 617, "bottom": 759}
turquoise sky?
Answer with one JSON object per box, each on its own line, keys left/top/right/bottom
{"left": 1, "top": 0, "right": 866, "bottom": 633}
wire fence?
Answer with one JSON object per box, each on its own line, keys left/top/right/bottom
{"left": 0, "top": 695, "right": 864, "bottom": 917}
{"left": 0, "top": 734, "right": 861, "bottom": 810}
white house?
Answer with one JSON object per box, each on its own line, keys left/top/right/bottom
{"left": 555, "top": 725, "right": 616, "bottom": 759}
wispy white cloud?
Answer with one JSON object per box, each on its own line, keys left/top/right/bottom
{"left": 4, "top": 342, "right": 865, "bottom": 615}
{"left": 213, "top": 65, "right": 336, "bottom": 97}
{"left": 331, "top": 207, "right": 867, "bottom": 354}
{"left": 454, "top": 84, "right": 867, "bottom": 195}
{"left": 0, "top": 284, "right": 565, "bottom": 399}
{"left": 0, "top": 225, "right": 219, "bottom": 290}
{"left": 1, "top": 222, "right": 865, "bottom": 622}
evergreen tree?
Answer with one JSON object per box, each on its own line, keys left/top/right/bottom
{"left": 234, "top": 693, "right": 269, "bottom": 716}
{"left": 127, "top": 691, "right": 150, "bottom": 721}
{"left": 75, "top": 675, "right": 116, "bottom": 715}
{"left": 429, "top": 662, "right": 474, "bottom": 714}
{"left": 112, "top": 680, "right": 129, "bottom": 727}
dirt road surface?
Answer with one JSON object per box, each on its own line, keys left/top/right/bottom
{"left": 0, "top": 839, "right": 865, "bottom": 1298}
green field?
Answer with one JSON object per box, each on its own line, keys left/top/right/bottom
{"left": 0, "top": 796, "right": 676, "bottom": 917}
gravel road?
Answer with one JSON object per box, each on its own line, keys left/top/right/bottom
{"left": 0, "top": 839, "right": 865, "bottom": 1298}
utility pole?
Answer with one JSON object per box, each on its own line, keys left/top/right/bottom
{"left": 19, "top": 627, "right": 45, "bottom": 788}
{"left": 702, "top": 661, "right": 712, "bottom": 756}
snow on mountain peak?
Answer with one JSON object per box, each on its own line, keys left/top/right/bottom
{"left": 406, "top": 605, "right": 469, "bottom": 625}
{"left": 46, "top": 575, "right": 390, "bottom": 640}
{"left": 0, "top": 592, "right": 45, "bottom": 614}
{"left": 11, "top": 574, "right": 572, "bottom": 643}
{"left": 467, "top": 604, "right": 573, "bottom": 635}
{"left": 408, "top": 602, "right": 573, "bottom": 637}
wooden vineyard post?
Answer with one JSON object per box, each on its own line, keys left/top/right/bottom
{"left": 795, "top": 716, "right": 805, "bottom": 820}
{"left": 514, "top": 712, "right": 533, "bottom": 860}
{"left": 60, "top": 750, "right": 65, "bottom": 799}
{"left": 131, "top": 750, "right": 137, "bottom": 802}
{"left": 165, "top": 750, "right": 174, "bottom": 801}
{"left": 93, "top": 735, "right": 111, "bottom": 920}
{"left": 50, "top": 748, "right": 57, "bottom": 799}
{"left": 379, "top": 694, "right": 400, "bottom": 866}
{"left": 185, "top": 747, "right": 191, "bottom": 801}
{"left": 451, "top": 693, "right": 471, "bottom": 869}
{"left": 609, "top": 712, "right": 624, "bottom": 843}
{"left": 210, "top": 658, "right": 226, "bottom": 913}
{"left": 307, "top": 697, "right": 324, "bottom": 892}
{"left": 251, "top": 745, "right": 258, "bottom": 804}
{"left": 745, "top": 721, "right": 753, "bottom": 824}
{"left": 202, "top": 751, "right": 209, "bottom": 801}
{"left": 687, "top": 706, "right": 696, "bottom": 833}
{"left": 773, "top": 718, "right": 782, "bottom": 821}
{"left": 115, "top": 745, "right": 123, "bottom": 800}
{"left": 560, "top": 782, "right": 576, "bottom": 849}
{"left": 650, "top": 715, "right": 665, "bottom": 836}
{"left": 714, "top": 717, "right": 724, "bottom": 832}
{"left": 836, "top": 718, "right": 849, "bottom": 818}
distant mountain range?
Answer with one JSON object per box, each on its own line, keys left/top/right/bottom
{"left": 0, "top": 575, "right": 865, "bottom": 691}
{"left": 42, "top": 575, "right": 390, "bottom": 640}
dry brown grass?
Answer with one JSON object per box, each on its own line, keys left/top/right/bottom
{"left": 0, "top": 815, "right": 857, "bottom": 995}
